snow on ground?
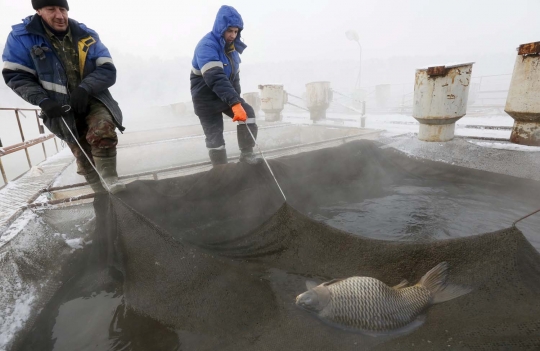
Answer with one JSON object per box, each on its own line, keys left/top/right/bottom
{"left": 0, "top": 288, "right": 36, "bottom": 351}
{"left": 62, "top": 235, "right": 84, "bottom": 251}
{"left": 0, "top": 211, "right": 38, "bottom": 249}
{"left": 469, "top": 141, "right": 540, "bottom": 152}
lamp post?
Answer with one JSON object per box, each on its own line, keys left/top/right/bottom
{"left": 346, "top": 30, "right": 362, "bottom": 89}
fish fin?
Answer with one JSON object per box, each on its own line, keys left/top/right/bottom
{"left": 392, "top": 279, "right": 409, "bottom": 289}
{"left": 431, "top": 283, "right": 472, "bottom": 304}
{"left": 323, "top": 278, "right": 345, "bottom": 287}
{"left": 306, "top": 280, "right": 318, "bottom": 290}
{"left": 419, "top": 262, "right": 472, "bottom": 304}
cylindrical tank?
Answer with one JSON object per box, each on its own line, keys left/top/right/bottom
{"left": 375, "top": 84, "right": 391, "bottom": 109}
{"left": 305, "top": 81, "right": 332, "bottom": 121}
{"left": 243, "top": 92, "right": 261, "bottom": 118}
{"left": 259, "top": 85, "right": 287, "bottom": 122}
{"left": 413, "top": 62, "right": 474, "bottom": 142}
{"left": 505, "top": 41, "right": 540, "bottom": 146}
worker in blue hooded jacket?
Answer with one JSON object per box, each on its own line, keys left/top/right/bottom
{"left": 190, "top": 5, "right": 262, "bottom": 166}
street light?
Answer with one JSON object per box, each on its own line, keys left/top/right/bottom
{"left": 346, "top": 30, "right": 362, "bottom": 89}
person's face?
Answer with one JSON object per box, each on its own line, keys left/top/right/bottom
{"left": 37, "top": 6, "right": 69, "bottom": 32}
{"left": 224, "top": 27, "right": 239, "bottom": 44}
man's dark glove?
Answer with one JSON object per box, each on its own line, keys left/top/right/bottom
{"left": 39, "top": 99, "right": 67, "bottom": 119}
{"left": 70, "top": 86, "right": 90, "bottom": 115}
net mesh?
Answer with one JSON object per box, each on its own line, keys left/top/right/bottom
{"left": 15, "top": 140, "right": 540, "bottom": 350}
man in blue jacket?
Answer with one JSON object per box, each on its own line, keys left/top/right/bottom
{"left": 191, "top": 5, "right": 261, "bottom": 166}
{"left": 2, "top": 0, "right": 125, "bottom": 193}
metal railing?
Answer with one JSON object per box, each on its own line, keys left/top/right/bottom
{"left": 0, "top": 108, "right": 60, "bottom": 185}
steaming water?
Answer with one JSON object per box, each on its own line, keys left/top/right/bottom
{"left": 15, "top": 176, "right": 540, "bottom": 350}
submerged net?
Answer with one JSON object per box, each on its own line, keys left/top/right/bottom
{"left": 19, "top": 140, "right": 540, "bottom": 350}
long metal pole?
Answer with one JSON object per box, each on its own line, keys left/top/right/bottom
{"left": 244, "top": 125, "right": 287, "bottom": 202}
{"left": 356, "top": 41, "right": 363, "bottom": 90}
{"left": 35, "top": 110, "right": 47, "bottom": 159}
{"left": 15, "top": 110, "right": 32, "bottom": 168}
{"left": 0, "top": 158, "right": 8, "bottom": 185}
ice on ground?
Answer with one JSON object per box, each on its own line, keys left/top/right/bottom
{"left": 27, "top": 166, "right": 44, "bottom": 177}
{"left": 0, "top": 211, "right": 38, "bottom": 249}
{"left": 0, "top": 289, "right": 36, "bottom": 351}
{"left": 469, "top": 141, "right": 540, "bottom": 152}
{"left": 63, "top": 235, "right": 84, "bottom": 251}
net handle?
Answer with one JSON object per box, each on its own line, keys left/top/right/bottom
{"left": 513, "top": 208, "right": 540, "bottom": 227}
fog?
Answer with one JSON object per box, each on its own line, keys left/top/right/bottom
{"left": 1, "top": 0, "right": 539, "bottom": 106}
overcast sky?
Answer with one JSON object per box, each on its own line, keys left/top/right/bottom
{"left": 1, "top": 0, "right": 539, "bottom": 64}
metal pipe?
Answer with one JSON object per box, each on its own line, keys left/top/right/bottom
{"left": 25, "top": 193, "right": 96, "bottom": 209}
{"left": 15, "top": 110, "right": 32, "bottom": 168}
{"left": 0, "top": 108, "right": 41, "bottom": 112}
{"left": 0, "top": 135, "right": 56, "bottom": 155}
{"left": 356, "top": 41, "right": 362, "bottom": 89}
{"left": 34, "top": 110, "right": 47, "bottom": 159}
{"left": 0, "top": 158, "right": 8, "bottom": 185}
{"left": 42, "top": 130, "right": 381, "bottom": 194}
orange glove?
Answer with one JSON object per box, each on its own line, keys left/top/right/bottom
{"left": 232, "top": 103, "right": 247, "bottom": 122}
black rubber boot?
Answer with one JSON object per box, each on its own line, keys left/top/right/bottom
{"left": 237, "top": 124, "right": 262, "bottom": 165}
{"left": 209, "top": 148, "right": 228, "bottom": 166}
{"left": 239, "top": 148, "right": 263, "bottom": 165}
{"left": 93, "top": 156, "right": 126, "bottom": 194}
{"left": 84, "top": 170, "right": 106, "bottom": 194}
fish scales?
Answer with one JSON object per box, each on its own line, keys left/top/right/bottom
{"left": 322, "top": 277, "right": 431, "bottom": 331}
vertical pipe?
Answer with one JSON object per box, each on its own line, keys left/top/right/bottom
{"left": 15, "top": 110, "right": 32, "bottom": 168}
{"left": 35, "top": 110, "right": 47, "bottom": 159}
{"left": 0, "top": 158, "right": 8, "bottom": 185}
{"left": 54, "top": 138, "right": 59, "bottom": 152}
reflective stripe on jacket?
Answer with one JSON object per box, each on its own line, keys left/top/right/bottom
{"left": 2, "top": 15, "right": 123, "bottom": 142}
{"left": 190, "top": 5, "right": 247, "bottom": 115}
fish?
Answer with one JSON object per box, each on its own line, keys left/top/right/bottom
{"left": 295, "top": 262, "right": 470, "bottom": 336}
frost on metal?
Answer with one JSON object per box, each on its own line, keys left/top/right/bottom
{"left": 505, "top": 41, "right": 540, "bottom": 146}
{"left": 259, "top": 84, "right": 287, "bottom": 122}
{"left": 413, "top": 63, "right": 475, "bottom": 142}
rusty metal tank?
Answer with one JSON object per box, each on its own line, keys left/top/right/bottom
{"left": 413, "top": 63, "right": 474, "bottom": 142}
{"left": 305, "top": 81, "right": 332, "bottom": 121}
{"left": 243, "top": 92, "right": 261, "bottom": 118}
{"left": 505, "top": 41, "right": 540, "bottom": 146}
{"left": 259, "top": 85, "right": 287, "bottom": 122}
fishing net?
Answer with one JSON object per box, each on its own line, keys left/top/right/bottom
{"left": 15, "top": 140, "right": 540, "bottom": 350}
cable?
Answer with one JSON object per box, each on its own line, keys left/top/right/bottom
{"left": 513, "top": 207, "right": 540, "bottom": 227}
{"left": 60, "top": 105, "right": 111, "bottom": 193}
{"left": 244, "top": 124, "right": 287, "bottom": 202}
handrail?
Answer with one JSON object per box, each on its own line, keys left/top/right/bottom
{"left": 0, "top": 107, "right": 60, "bottom": 185}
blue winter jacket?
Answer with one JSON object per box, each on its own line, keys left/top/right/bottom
{"left": 2, "top": 15, "right": 123, "bottom": 142}
{"left": 190, "top": 6, "right": 247, "bottom": 115}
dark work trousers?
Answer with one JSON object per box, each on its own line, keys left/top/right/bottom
{"left": 196, "top": 99, "right": 258, "bottom": 151}
{"left": 66, "top": 98, "right": 118, "bottom": 175}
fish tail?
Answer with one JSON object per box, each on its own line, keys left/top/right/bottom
{"left": 419, "top": 262, "right": 471, "bottom": 304}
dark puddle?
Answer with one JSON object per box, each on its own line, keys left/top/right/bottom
{"left": 17, "top": 263, "right": 180, "bottom": 351}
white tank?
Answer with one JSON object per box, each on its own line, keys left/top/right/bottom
{"left": 305, "top": 81, "right": 332, "bottom": 121}
{"left": 505, "top": 41, "right": 540, "bottom": 146}
{"left": 413, "top": 62, "right": 474, "bottom": 142}
{"left": 375, "top": 84, "right": 391, "bottom": 109}
{"left": 243, "top": 92, "right": 261, "bottom": 118}
{"left": 259, "top": 85, "right": 287, "bottom": 122}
